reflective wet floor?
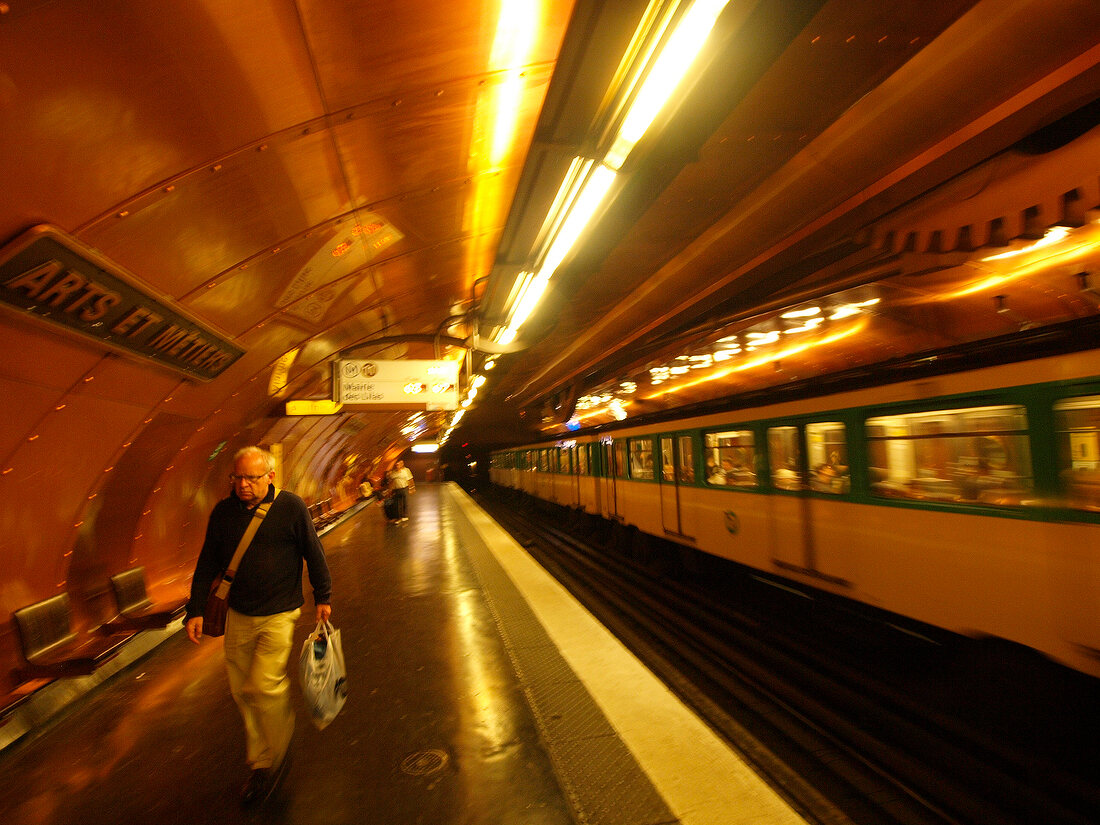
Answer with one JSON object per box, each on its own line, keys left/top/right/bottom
{"left": 0, "top": 484, "right": 806, "bottom": 825}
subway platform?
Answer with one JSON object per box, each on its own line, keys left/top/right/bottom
{"left": 0, "top": 484, "right": 807, "bottom": 825}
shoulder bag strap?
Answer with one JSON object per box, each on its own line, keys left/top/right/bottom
{"left": 214, "top": 489, "right": 280, "bottom": 598}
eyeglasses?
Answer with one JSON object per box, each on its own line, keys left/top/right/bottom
{"left": 229, "top": 472, "right": 270, "bottom": 483}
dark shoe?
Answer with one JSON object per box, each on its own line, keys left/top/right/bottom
{"left": 241, "top": 768, "right": 270, "bottom": 805}
{"left": 263, "top": 748, "right": 292, "bottom": 802}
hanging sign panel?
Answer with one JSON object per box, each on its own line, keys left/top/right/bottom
{"left": 334, "top": 359, "right": 459, "bottom": 410}
{"left": 0, "top": 225, "right": 243, "bottom": 380}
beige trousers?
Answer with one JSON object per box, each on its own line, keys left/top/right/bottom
{"left": 224, "top": 607, "right": 301, "bottom": 769}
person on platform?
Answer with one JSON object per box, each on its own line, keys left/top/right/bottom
{"left": 358, "top": 477, "right": 374, "bottom": 500}
{"left": 386, "top": 459, "right": 415, "bottom": 522}
{"left": 185, "top": 446, "right": 332, "bottom": 805}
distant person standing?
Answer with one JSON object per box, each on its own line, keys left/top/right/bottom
{"left": 387, "top": 460, "right": 415, "bottom": 522}
{"left": 185, "top": 446, "right": 332, "bottom": 805}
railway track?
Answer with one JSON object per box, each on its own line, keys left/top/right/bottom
{"left": 475, "top": 487, "right": 1100, "bottom": 825}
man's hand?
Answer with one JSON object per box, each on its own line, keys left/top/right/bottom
{"left": 186, "top": 616, "right": 204, "bottom": 644}
{"left": 316, "top": 604, "right": 332, "bottom": 624}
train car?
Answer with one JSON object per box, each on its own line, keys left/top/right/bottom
{"left": 494, "top": 346, "right": 1100, "bottom": 680}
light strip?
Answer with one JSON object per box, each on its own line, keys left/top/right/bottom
{"left": 492, "top": 0, "right": 729, "bottom": 345}
{"left": 606, "top": 0, "right": 731, "bottom": 170}
{"left": 538, "top": 162, "right": 618, "bottom": 278}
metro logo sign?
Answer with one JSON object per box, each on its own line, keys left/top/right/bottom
{"left": 334, "top": 359, "right": 459, "bottom": 410}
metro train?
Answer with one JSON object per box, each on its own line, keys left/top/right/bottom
{"left": 490, "top": 346, "right": 1100, "bottom": 680}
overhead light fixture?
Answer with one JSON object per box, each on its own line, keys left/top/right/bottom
{"left": 605, "top": 0, "right": 732, "bottom": 170}
{"left": 491, "top": 0, "right": 730, "bottom": 346}
{"left": 412, "top": 442, "right": 439, "bottom": 453}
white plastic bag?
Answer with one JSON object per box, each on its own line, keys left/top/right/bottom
{"left": 298, "top": 620, "right": 348, "bottom": 729}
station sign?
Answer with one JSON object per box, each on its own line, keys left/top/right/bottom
{"left": 334, "top": 359, "right": 460, "bottom": 410}
{"left": 0, "top": 225, "right": 243, "bottom": 380}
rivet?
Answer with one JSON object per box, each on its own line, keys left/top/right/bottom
{"left": 211, "top": 164, "right": 222, "bottom": 172}
{"left": 117, "top": 210, "right": 130, "bottom": 218}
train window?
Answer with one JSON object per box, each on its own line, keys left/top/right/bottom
{"left": 866, "top": 405, "right": 1032, "bottom": 504}
{"left": 678, "top": 435, "right": 695, "bottom": 483}
{"left": 661, "top": 438, "right": 676, "bottom": 482}
{"left": 1055, "top": 395, "right": 1100, "bottom": 512}
{"left": 659, "top": 436, "right": 695, "bottom": 482}
{"left": 613, "top": 440, "right": 628, "bottom": 479}
{"left": 703, "top": 429, "right": 757, "bottom": 487}
{"left": 577, "top": 445, "right": 589, "bottom": 476}
{"left": 806, "top": 422, "right": 849, "bottom": 494}
{"left": 629, "top": 438, "right": 655, "bottom": 479}
{"left": 538, "top": 449, "right": 550, "bottom": 473}
{"left": 767, "top": 426, "right": 803, "bottom": 490}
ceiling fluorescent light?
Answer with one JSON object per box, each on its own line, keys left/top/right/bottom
{"left": 501, "top": 271, "right": 550, "bottom": 342}
{"left": 538, "top": 162, "right": 617, "bottom": 278}
{"left": 412, "top": 442, "right": 439, "bottom": 453}
{"left": 606, "top": 0, "right": 731, "bottom": 170}
{"left": 494, "top": 161, "right": 616, "bottom": 344}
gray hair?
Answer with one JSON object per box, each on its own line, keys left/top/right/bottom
{"left": 234, "top": 446, "right": 276, "bottom": 472}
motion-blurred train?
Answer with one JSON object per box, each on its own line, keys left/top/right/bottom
{"left": 491, "top": 346, "right": 1100, "bottom": 680}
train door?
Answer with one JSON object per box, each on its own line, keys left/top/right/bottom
{"left": 600, "top": 439, "right": 624, "bottom": 519}
{"left": 764, "top": 421, "right": 852, "bottom": 579}
{"left": 658, "top": 432, "right": 696, "bottom": 539}
{"left": 569, "top": 445, "right": 581, "bottom": 508}
{"left": 587, "top": 443, "right": 605, "bottom": 515}
{"left": 565, "top": 444, "right": 580, "bottom": 508}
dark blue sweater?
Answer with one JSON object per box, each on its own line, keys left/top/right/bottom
{"left": 186, "top": 486, "right": 332, "bottom": 618}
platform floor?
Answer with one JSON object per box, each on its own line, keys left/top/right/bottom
{"left": 0, "top": 484, "right": 807, "bottom": 825}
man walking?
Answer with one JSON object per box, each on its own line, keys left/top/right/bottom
{"left": 386, "top": 459, "right": 415, "bottom": 522}
{"left": 185, "top": 446, "right": 332, "bottom": 805}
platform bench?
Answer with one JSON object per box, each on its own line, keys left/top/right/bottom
{"left": 12, "top": 593, "right": 132, "bottom": 680}
{"left": 99, "top": 567, "right": 188, "bottom": 632}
